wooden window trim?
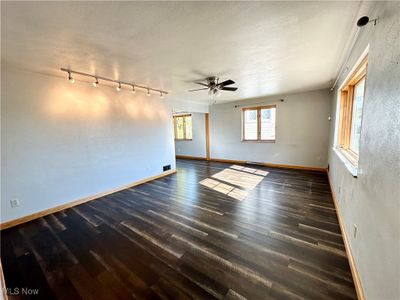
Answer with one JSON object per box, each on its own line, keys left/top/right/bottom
{"left": 174, "top": 114, "right": 192, "bottom": 141}
{"left": 242, "top": 105, "right": 276, "bottom": 142}
{"left": 337, "top": 56, "right": 368, "bottom": 166}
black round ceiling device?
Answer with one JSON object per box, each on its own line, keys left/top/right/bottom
{"left": 357, "top": 16, "right": 370, "bottom": 27}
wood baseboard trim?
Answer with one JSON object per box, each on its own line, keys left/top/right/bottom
{"left": 0, "top": 169, "right": 177, "bottom": 230}
{"left": 209, "top": 157, "right": 327, "bottom": 172}
{"left": 262, "top": 162, "right": 326, "bottom": 172}
{"left": 327, "top": 172, "right": 365, "bottom": 300}
{"left": 210, "top": 157, "right": 247, "bottom": 164}
{"left": 176, "top": 155, "right": 207, "bottom": 160}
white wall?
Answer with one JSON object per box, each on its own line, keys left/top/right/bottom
{"left": 175, "top": 112, "right": 207, "bottom": 158}
{"left": 170, "top": 99, "right": 209, "bottom": 114}
{"left": 328, "top": 2, "right": 400, "bottom": 299}
{"left": 209, "top": 89, "right": 331, "bottom": 168}
{"left": 1, "top": 64, "right": 176, "bottom": 223}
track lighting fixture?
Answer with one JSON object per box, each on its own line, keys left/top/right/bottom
{"left": 61, "top": 68, "right": 168, "bottom": 97}
{"left": 68, "top": 72, "right": 75, "bottom": 83}
{"left": 160, "top": 92, "right": 164, "bottom": 98}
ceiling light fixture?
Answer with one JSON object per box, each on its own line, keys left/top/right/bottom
{"left": 116, "top": 82, "right": 121, "bottom": 91}
{"left": 60, "top": 68, "right": 168, "bottom": 96}
{"left": 68, "top": 71, "right": 75, "bottom": 83}
{"left": 160, "top": 91, "right": 164, "bottom": 98}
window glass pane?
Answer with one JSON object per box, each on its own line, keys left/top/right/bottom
{"left": 244, "top": 109, "right": 258, "bottom": 140}
{"left": 261, "top": 107, "right": 276, "bottom": 140}
{"left": 350, "top": 78, "right": 365, "bottom": 153}
{"left": 185, "top": 116, "right": 192, "bottom": 139}
{"left": 175, "top": 117, "right": 184, "bottom": 139}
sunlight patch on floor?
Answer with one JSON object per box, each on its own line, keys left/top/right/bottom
{"left": 212, "top": 168, "right": 265, "bottom": 190}
{"left": 230, "top": 165, "right": 269, "bottom": 176}
{"left": 199, "top": 165, "right": 269, "bottom": 201}
{"left": 199, "top": 178, "right": 248, "bottom": 201}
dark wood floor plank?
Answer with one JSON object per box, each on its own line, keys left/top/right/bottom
{"left": 1, "top": 159, "right": 357, "bottom": 299}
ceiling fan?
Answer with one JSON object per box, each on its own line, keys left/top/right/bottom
{"left": 188, "top": 76, "right": 238, "bottom": 95}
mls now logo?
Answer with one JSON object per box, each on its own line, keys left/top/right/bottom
{"left": 4, "top": 287, "right": 39, "bottom": 295}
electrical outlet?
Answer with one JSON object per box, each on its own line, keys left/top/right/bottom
{"left": 353, "top": 224, "right": 357, "bottom": 239}
{"left": 10, "top": 198, "right": 20, "bottom": 208}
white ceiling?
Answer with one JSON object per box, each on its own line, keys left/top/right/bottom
{"left": 2, "top": 1, "right": 363, "bottom": 104}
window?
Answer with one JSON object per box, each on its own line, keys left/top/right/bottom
{"left": 242, "top": 105, "right": 276, "bottom": 141}
{"left": 337, "top": 57, "right": 367, "bottom": 164}
{"left": 174, "top": 114, "right": 192, "bottom": 140}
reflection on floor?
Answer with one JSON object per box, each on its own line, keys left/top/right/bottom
{"left": 199, "top": 164, "right": 269, "bottom": 201}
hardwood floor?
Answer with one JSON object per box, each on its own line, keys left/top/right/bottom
{"left": 1, "top": 159, "right": 357, "bottom": 299}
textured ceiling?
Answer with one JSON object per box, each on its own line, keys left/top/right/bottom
{"left": 1, "top": 1, "right": 363, "bottom": 103}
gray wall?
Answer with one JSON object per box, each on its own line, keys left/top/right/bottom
{"left": 175, "top": 112, "right": 207, "bottom": 158}
{"left": 1, "top": 64, "right": 176, "bottom": 223}
{"left": 328, "top": 2, "right": 400, "bottom": 299}
{"left": 209, "top": 89, "right": 331, "bottom": 168}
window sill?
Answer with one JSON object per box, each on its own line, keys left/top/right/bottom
{"left": 333, "top": 147, "right": 358, "bottom": 178}
{"left": 242, "top": 140, "right": 276, "bottom": 143}
{"left": 175, "top": 139, "right": 193, "bottom": 141}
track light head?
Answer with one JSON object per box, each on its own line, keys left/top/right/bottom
{"left": 132, "top": 85, "right": 136, "bottom": 94}
{"left": 116, "top": 82, "right": 121, "bottom": 91}
{"left": 92, "top": 78, "right": 99, "bottom": 87}
{"left": 160, "top": 92, "right": 164, "bottom": 98}
{"left": 68, "top": 72, "right": 75, "bottom": 83}
{"left": 147, "top": 89, "right": 151, "bottom": 96}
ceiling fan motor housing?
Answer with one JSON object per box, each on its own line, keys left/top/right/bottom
{"left": 207, "top": 76, "right": 219, "bottom": 86}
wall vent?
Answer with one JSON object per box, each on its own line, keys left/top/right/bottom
{"left": 163, "top": 165, "right": 171, "bottom": 171}
{"left": 245, "top": 161, "right": 264, "bottom": 166}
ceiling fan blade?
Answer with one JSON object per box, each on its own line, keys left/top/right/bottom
{"left": 217, "top": 79, "right": 235, "bottom": 87}
{"left": 188, "top": 88, "right": 209, "bottom": 92}
{"left": 195, "top": 82, "right": 209, "bottom": 87}
{"left": 220, "top": 87, "right": 238, "bottom": 91}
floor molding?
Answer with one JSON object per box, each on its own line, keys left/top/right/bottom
{"left": 327, "top": 171, "right": 365, "bottom": 300}
{"left": 176, "top": 155, "right": 207, "bottom": 160}
{"left": 261, "top": 162, "right": 327, "bottom": 172}
{"left": 178, "top": 156, "right": 327, "bottom": 172}
{"left": 0, "top": 169, "right": 176, "bottom": 230}
{"left": 209, "top": 157, "right": 247, "bottom": 164}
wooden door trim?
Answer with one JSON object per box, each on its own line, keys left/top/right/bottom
{"left": 205, "top": 113, "right": 210, "bottom": 160}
